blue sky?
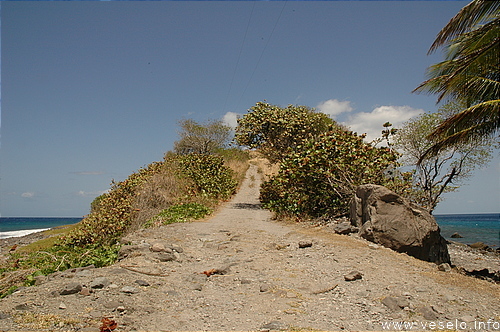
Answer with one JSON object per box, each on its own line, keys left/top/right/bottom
{"left": 1, "top": 1, "right": 498, "bottom": 217}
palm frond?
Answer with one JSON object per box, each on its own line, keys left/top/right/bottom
{"left": 429, "top": 0, "right": 500, "bottom": 54}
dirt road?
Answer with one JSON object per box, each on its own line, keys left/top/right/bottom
{"left": 0, "top": 163, "right": 498, "bottom": 331}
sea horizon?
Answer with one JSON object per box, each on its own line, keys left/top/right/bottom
{"left": 1, "top": 214, "right": 499, "bottom": 247}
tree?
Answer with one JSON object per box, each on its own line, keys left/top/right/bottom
{"left": 260, "top": 127, "right": 408, "bottom": 218}
{"left": 174, "top": 119, "right": 232, "bottom": 155}
{"left": 413, "top": 0, "right": 500, "bottom": 156}
{"left": 393, "top": 102, "right": 494, "bottom": 213}
{"left": 234, "top": 102, "right": 336, "bottom": 162}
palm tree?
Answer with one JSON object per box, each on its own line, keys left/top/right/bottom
{"left": 413, "top": 0, "right": 500, "bottom": 157}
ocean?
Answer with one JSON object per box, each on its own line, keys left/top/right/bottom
{"left": 0, "top": 215, "right": 498, "bottom": 248}
{"left": 0, "top": 217, "right": 82, "bottom": 239}
{"left": 435, "top": 213, "right": 499, "bottom": 249}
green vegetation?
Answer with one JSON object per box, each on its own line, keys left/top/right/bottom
{"left": 147, "top": 202, "right": 213, "bottom": 227}
{"left": 1, "top": 120, "right": 249, "bottom": 298}
{"left": 259, "top": 126, "right": 409, "bottom": 218}
{"left": 393, "top": 102, "right": 494, "bottom": 213}
{"left": 413, "top": 0, "right": 499, "bottom": 156}
{"left": 174, "top": 119, "right": 232, "bottom": 155}
{"left": 235, "top": 102, "right": 336, "bottom": 162}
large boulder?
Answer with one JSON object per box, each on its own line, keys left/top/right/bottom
{"left": 350, "top": 184, "right": 450, "bottom": 264}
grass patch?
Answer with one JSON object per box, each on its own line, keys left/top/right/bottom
{"left": 146, "top": 202, "right": 212, "bottom": 227}
{"left": 17, "top": 224, "right": 80, "bottom": 254}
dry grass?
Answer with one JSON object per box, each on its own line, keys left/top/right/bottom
{"left": 130, "top": 170, "right": 186, "bottom": 232}
{"left": 248, "top": 151, "right": 280, "bottom": 182}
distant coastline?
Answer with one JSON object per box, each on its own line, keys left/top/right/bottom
{"left": 0, "top": 217, "right": 82, "bottom": 239}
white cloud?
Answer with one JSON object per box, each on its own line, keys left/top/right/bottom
{"left": 317, "top": 99, "right": 353, "bottom": 118}
{"left": 343, "top": 105, "right": 424, "bottom": 142}
{"left": 21, "top": 192, "right": 35, "bottom": 198}
{"left": 76, "top": 190, "right": 109, "bottom": 197}
{"left": 222, "top": 112, "right": 241, "bottom": 129}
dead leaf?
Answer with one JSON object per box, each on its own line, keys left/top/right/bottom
{"left": 100, "top": 317, "right": 117, "bottom": 332}
{"left": 202, "top": 268, "right": 218, "bottom": 277}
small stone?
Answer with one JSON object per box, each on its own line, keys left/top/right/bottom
{"left": 333, "top": 222, "right": 354, "bottom": 235}
{"left": 450, "top": 232, "right": 463, "bottom": 238}
{"left": 469, "top": 242, "right": 489, "bottom": 251}
{"left": 260, "top": 284, "right": 271, "bottom": 292}
{"left": 298, "top": 240, "right": 313, "bottom": 248}
{"left": 135, "top": 279, "right": 150, "bottom": 287}
{"left": 171, "top": 244, "right": 184, "bottom": 253}
{"left": 419, "top": 306, "right": 438, "bottom": 320}
{"left": 59, "top": 302, "right": 67, "bottom": 310}
{"left": 240, "top": 278, "right": 252, "bottom": 284}
{"left": 104, "top": 301, "right": 121, "bottom": 309}
{"left": 459, "top": 315, "right": 476, "bottom": 323}
{"left": 344, "top": 271, "right": 363, "bottom": 281}
{"left": 261, "top": 321, "right": 286, "bottom": 331}
{"left": 60, "top": 282, "right": 83, "bottom": 295}
{"left": 79, "top": 287, "right": 91, "bottom": 296}
{"left": 121, "top": 286, "right": 139, "bottom": 294}
{"left": 382, "top": 296, "right": 410, "bottom": 311}
{"left": 90, "top": 277, "right": 110, "bottom": 289}
{"left": 438, "top": 263, "right": 451, "bottom": 272}
{"left": 14, "top": 304, "right": 31, "bottom": 311}
{"left": 157, "top": 252, "right": 176, "bottom": 262}
{"left": 116, "top": 306, "right": 126, "bottom": 313}
{"left": 151, "top": 242, "right": 172, "bottom": 253}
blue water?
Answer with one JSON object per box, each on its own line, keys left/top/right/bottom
{"left": 0, "top": 215, "right": 498, "bottom": 247}
{"left": 0, "top": 217, "right": 82, "bottom": 239}
{"left": 435, "top": 213, "right": 499, "bottom": 249}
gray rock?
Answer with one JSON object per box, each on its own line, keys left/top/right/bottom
{"left": 438, "top": 263, "right": 452, "bottom": 272}
{"left": 150, "top": 242, "right": 172, "bottom": 253}
{"left": 60, "top": 282, "right": 83, "bottom": 295}
{"left": 157, "top": 252, "right": 177, "bottom": 262}
{"left": 135, "top": 279, "right": 150, "bottom": 287}
{"left": 59, "top": 302, "right": 67, "bottom": 310}
{"left": 344, "top": 271, "right": 363, "bottom": 281}
{"left": 459, "top": 315, "right": 476, "bottom": 323}
{"left": 350, "top": 184, "right": 450, "bottom": 264}
{"left": 171, "top": 244, "right": 184, "bottom": 253}
{"left": 334, "top": 222, "right": 355, "bottom": 235}
{"left": 469, "top": 242, "right": 490, "bottom": 251}
{"left": 90, "top": 277, "right": 110, "bottom": 289}
{"left": 298, "top": 240, "right": 313, "bottom": 248}
{"left": 261, "top": 320, "right": 287, "bottom": 331}
{"left": 118, "top": 243, "right": 150, "bottom": 259}
{"left": 14, "top": 304, "right": 31, "bottom": 311}
{"left": 419, "top": 306, "right": 439, "bottom": 320}
{"left": 121, "top": 286, "right": 139, "bottom": 294}
{"left": 381, "top": 296, "right": 410, "bottom": 311}
{"left": 451, "top": 232, "right": 463, "bottom": 238}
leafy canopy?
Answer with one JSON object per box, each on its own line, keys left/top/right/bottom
{"left": 260, "top": 127, "right": 407, "bottom": 218}
{"left": 235, "top": 102, "right": 336, "bottom": 162}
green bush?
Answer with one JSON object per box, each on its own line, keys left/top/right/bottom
{"left": 177, "top": 153, "right": 237, "bottom": 200}
{"left": 260, "top": 127, "right": 409, "bottom": 218}
{"left": 62, "top": 161, "right": 165, "bottom": 247}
